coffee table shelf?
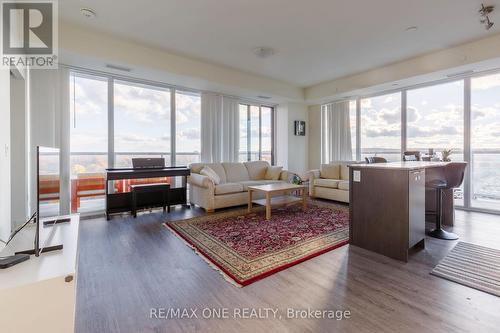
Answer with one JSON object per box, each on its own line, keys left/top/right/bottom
{"left": 252, "top": 195, "right": 302, "bottom": 207}
{"left": 247, "top": 183, "right": 307, "bottom": 220}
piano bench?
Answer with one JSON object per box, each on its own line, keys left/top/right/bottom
{"left": 130, "top": 183, "right": 170, "bottom": 218}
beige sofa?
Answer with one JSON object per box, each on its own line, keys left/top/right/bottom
{"left": 307, "top": 161, "right": 358, "bottom": 203}
{"left": 188, "top": 161, "right": 289, "bottom": 212}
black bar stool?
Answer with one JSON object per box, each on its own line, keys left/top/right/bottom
{"left": 425, "top": 162, "right": 467, "bottom": 240}
{"left": 365, "top": 157, "right": 387, "bottom": 164}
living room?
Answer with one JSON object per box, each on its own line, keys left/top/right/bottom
{"left": 1, "top": 1, "right": 500, "bottom": 333}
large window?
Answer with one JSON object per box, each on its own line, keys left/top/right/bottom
{"left": 114, "top": 81, "right": 171, "bottom": 167}
{"left": 471, "top": 73, "right": 500, "bottom": 210}
{"left": 407, "top": 81, "right": 464, "bottom": 160}
{"left": 239, "top": 104, "right": 274, "bottom": 163}
{"left": 69, "top": 74, "right": 108, "bottom": 213}
{"left": 360, "top": 92, "right": 401, "bottom": 161}
{"left": 407, "top": 81, "right": 464, "bottom": 205}
{"left": 335, "top": 70, "right": 500, "bottom": 212}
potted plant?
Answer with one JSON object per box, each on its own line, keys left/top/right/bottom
{"left": 441, "top": 148, "right": 453, "bottom": 162}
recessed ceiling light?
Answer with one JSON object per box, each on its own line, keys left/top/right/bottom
{"left": 257, "top": 95, "right": 272, "bottom": 99}
{"left": 253, "top": 47, "right": 275, "bottom": 59}
{"left": 405, "top": 26, "right": 418, "bottom": 32}
{"left": 80, "top": 8, "right": 96, "bottom": 19}
{"left": 392, "top": 83, "right": 399, "bottom": 86}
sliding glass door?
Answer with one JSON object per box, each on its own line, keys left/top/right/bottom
{"left": 471, "top": 73, "right": 500, "bottom": 211}
{"left": 360, "top": 92, "right": 401, "bottom": 161}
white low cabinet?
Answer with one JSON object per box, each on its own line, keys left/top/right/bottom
{"left": 0, "top": 215, "right": 79, "bottom": 333}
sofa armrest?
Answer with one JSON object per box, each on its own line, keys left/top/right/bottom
{"left": 307, "top": 169, "right": 320, "bottom": 180}
{"left": 188, "top": 173, "right": 214, "bottom": 189}
{"left": 307, "top": 169, "right": 320, "bottom": 197}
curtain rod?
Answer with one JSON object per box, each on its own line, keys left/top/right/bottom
{"left": 58, "top": 63, "right": 278, "bottom": 107}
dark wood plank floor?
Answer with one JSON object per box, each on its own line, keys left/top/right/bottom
{"left": 75, "top": 205, "right": 500, "bottom": 333}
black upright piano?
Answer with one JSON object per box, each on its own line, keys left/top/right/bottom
{"left": 105, "top": 166, "right": 190, "bottom": 220}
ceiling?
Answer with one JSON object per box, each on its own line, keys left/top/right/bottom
{"left": 60, "top": 0, "right": 500, "bottom": 87}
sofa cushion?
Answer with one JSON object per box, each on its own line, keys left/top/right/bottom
{"left": 340, "top": 165, "right": 350, "bottom": 180}
{"left": 222, "top": 163, "right": 250, "bottom": 182}
{"left": 215, "top": 183, "right": 244, "bottom": 195}
{"left": 239, "top": 180, "right": 282, "bottom": 191}
{"left": 320, "top": 164, "right": 340, "bottom": 179}
{"left": 338, "top": 180, "right": 349, "bottom": 191}
{"left": 244, "top": 161, "right": 269, "bottom": 180}
{"left": 200, "top": 166, "right": 221, "bottom": 185}
{"left": 313, "top": 178, "right": 339, "bottom": 189}
{"left": 190, "top": 163, "right": 227, "bottom": 183}
{"left": 265, "top": 166, "right": 283, "bottom": 180}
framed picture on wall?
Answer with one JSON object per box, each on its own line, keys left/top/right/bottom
{"left": 294, "top": 121, "right": 306, "bottom": 136}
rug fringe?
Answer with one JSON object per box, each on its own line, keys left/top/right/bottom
{"left": 164, "top": 224, "right": 243, "bottom": 288}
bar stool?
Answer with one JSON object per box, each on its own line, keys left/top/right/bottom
{"left": 365, "top": 156, "right": 387, "bottom": 164}
{"left": 425, "top": 162, "right": 467, "bottom": 240}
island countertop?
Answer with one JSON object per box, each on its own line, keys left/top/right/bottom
{"left": 349, "top": 161, "right": 450, "bottom": 170}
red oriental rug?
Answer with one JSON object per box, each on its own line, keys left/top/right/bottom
{"left": 165, "top": 200, "right": 349, "bottom": 287}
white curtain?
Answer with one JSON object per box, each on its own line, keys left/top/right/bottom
{"left": 200, "top": 93, "right": 222, "bottom": 163}
{"left": 200, "top": 93, "right": 240, "bottom": 163}
{"left": 321, "top": 101, "right": 352, "bottom": 163}
{"left": 29, "top": 68, "right": 71, "bottom": 215}
{"left": 221, "top": 97, "right": 240, "bottom": 162}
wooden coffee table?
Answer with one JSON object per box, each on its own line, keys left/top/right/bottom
{"left": 247, "top": 183, "right": 307, "bottom": 220}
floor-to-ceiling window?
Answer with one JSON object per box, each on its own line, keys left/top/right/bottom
{"left": 69, "top": 74, "right": 108, "bottom": 213}
{"left": 407, "top": 81, "right": 465, "bottom": 205}
{"left": 114, "top": 80, "right": 171, "bottom": 167}
{"left": 407, "top": 81, "right": 464, "bottom": 160}
{"left": 471, "top": 73, "right": 500, "bottom": 211}
{"left": 175, "top": 91, "right": 201, "bottom": 166}
{"left": 239, "top": 103, "right": 274, "bottom": 163}
{"left": 360, "top": 92, "right": 401, "bottom": 161}
{"left": 331, "top": 70, "right": 500, "bottom": 213}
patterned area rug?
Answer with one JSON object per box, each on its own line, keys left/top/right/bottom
{"left": 165, "top": 201, "right": 349, "bottom": 286}
{"left": 431, "top": 242, "right": 500, "bottom": 297}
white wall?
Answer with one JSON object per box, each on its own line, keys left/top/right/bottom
{"left": 0, "top": 69, "right": 12, "bottom": 241}
{"left": 275, "top": 102, "right": 309, "bottom": 176}
{"left": 307, "top": 105, "right": 321, "bottom": 170}
{"left": 10, "top": 75, "right": 28, "bottom": 227}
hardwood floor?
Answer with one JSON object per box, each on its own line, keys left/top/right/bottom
{"left": 75, "top": 205, "right": 500, "bottom": 333}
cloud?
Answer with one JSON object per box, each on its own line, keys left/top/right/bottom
{"left": 472, "top": 74, "right": 500, "bottom": 90}
{"left": 378, "top": 107, "right": 400, "bottom": 123}
{"left": 177, "top": 128, "right": 200, "bottom": 141}
{"left": 407, "top": 107, "right": 421, "bottom": 123}
{"left": 365, "top": 128, "right": 400, "bottom": 137}
{"left": 407, "top": 125, "right": 460, "bottom": 137}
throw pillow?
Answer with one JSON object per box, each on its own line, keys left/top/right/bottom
{"left": 200, "top": 166, "right": 221, "bottom": 185}
{"left": 265, "top": 166, "right": 283, "bottom": 180}
{"left": 320, "top": 164, "right": 340, "bottom": 179}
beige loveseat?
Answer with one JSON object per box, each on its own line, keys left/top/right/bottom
{"left": 188, "top": 161, "right": 289, "bottom": 212}
{"left": 307, "top": 161, "right": 358, "bottom": 203}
